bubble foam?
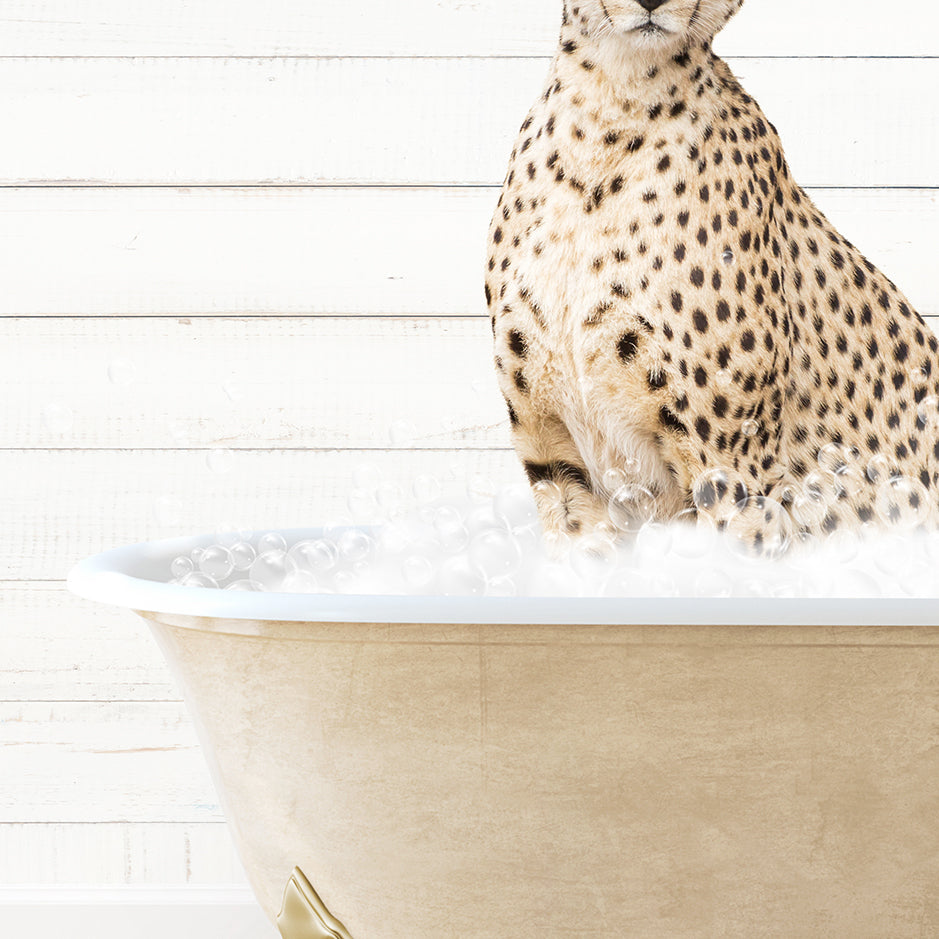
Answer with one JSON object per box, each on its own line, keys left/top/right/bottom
{"left": 168, "top": 485, "right": 939, "bottom": 600}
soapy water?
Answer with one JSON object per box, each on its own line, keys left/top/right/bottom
{"left": 168, "top": 464, "right": 939, "bottom": 599}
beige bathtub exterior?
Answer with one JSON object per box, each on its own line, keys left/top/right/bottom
{"left": 141, "top": 613, "right": 939, "bottom": 938}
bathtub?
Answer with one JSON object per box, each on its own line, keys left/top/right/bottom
{"left": 69, "top": 529, "right": 939, "bottom": 937}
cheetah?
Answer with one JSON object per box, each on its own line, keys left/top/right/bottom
{"left": 485, "top": 0, "right": 939, "bottom": 552}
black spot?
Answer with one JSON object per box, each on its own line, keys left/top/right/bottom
{"left": 523, "top": 461, "right": 591, "bottom": 491}
{"left": 617, "top": 332, "right": 640, "bottom": 363}
{"left": 660, "top": 407, "right": 687, "bottom": 434}
{"left": 508, "top": 329, "right": 528, "bottom": 358}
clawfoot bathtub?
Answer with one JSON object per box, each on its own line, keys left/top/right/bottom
{"left": 69, "top": 530, "right": 939, "bottom": 937}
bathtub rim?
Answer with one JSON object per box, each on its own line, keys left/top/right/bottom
{"left": 66, "top": 527, "right": 939, "bottom": 628}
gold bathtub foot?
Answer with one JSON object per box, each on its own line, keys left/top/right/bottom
{"left": 276, "top": 867, "right": 355, "bottom": 939}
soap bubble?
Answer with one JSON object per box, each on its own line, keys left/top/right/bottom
{"left": 331, "top": 570, "right": 357, "bottom": 594}
{"left": 622, "top": 454, "right": 642, "bottom": 476}
{"left": 608, "top": 483, "right": 657, "bottom": 533}
{"left": 170, "top": 556, "right": 194, "bottom": 579}
{"left": 694, "top": 568, "right": 733, "bottom": 598}
{"left": 602, "top": 458, "right": 640, "bottom": 493}
{"left": 438, "top": 555, "right": 486, "bottom": 596}
{"left": 833, "top": 464, "right": 865, "bottom": 502}
{"left": 198, "top": 545, "right": 234, "bottom": 580}
{"left": 376, "top": 521, "right": 411, "bottom": 555}
{"left": 725, "top": 496, "right": 793, "bottom": 559}
{"left": 692, "top": 468, "right": 747, "bottom": 521}
{"left": 741, "top": 419, "right": 760, "bottom": 437}
{"left": 916, "top": 395, "right": 939, "bottom": 431}
{"left": 485, "top": 576, "right": 517, "bottom": 597}
{"left": 288, "top": 539, "right": 337, "bottom": 574}
{"left": 465, "top": 502, "right": 506, "bottom": 537}
{"left": 258, "top": 531, "right": 288, "bottom": 554}
{"left": 602, "top": 467, "right": 627, "bottom": 493}
{"left": 721, "top": 248, "right": 735, "bottom": 265}
{"left": 866, "top": 454, "right": 899, "bottom": 486}
{"left": 323, "top": 517, "right": 354, "bottom": 542}
{"left": 225, "top": 579, "right": 262, "bottom": 591}
{"left": 818, "top": 443, "right": 858, "bottom": 474}
{"left": 229, "top": 541, "right": 257, "bottom": 571}
{"left": 434, "top": 506, "right": 469, "bottom": 553}
{"left": 875, "top": 475, "right": 930, "bottom": 530}
{"left": 715, "top": 369, "right": 733, "bottom": 388}
{"left": 107, "top": 358, "right": 136, "bottom": 386}
{"left": 469, "top": 528, "right": 522, "bottom": 579}
{"left": 180, "top": 572, "right": 218, "bottom": 589}
{"left": 570, "top": 531, "right": 620, "bottom": 582}
{"left": 280, "top": 570, "right": 319, "bottom": 593}
{"left": 789, "top": 472, "right": 837, "bottom": 529}
{"left": 338, "top": 529, "right": 374, "bottom": 563}
{"left": 213, "top": 524, "right": 252, "bottom": 548}
{"left": 249, "top": 550, "right": 297, "bottom": 590}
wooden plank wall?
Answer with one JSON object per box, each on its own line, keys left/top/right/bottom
{"left": 2, "top": 0, "right": 936, "bottom": 887}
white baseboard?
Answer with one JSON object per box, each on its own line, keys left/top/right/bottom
{"left": 0, "top": 886, "right": 280, "bottom": 938}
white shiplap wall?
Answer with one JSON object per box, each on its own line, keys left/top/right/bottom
{"left": 2, "top": 0, "right": 936, "bottom": 904}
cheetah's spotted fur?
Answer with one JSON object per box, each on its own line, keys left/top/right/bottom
{"left": 486, "top": 0, "right": 939, "bottom": 549}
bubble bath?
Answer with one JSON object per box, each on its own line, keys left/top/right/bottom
{"left": 167, "top": 474, "right": 939, "bottom": 600}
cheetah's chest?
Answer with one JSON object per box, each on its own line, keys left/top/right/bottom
{"left": 508, "top": 183, "right": 682, "bottom": 491}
